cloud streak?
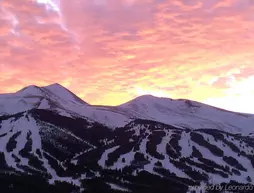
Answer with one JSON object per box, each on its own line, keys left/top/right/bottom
{"left": 1, "top": 0, "right": 254, "bottom": 113}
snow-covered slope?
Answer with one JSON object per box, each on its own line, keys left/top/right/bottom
{"left": 119, "top": 95, "right": 254, "bottom": 134}
{"left": 0, "top": 84, "right": 87, "bottom": 115}
{"left": 1, "top": 84, "right": 254, "bottom": 133}
{"left": 1, "top": 84, "right": 254, "bottom": 192}
{"left": 0, "top": 110, "right": 254, "bottom": 193}
{"left": 0, "top": 84, "right": 133, "bottom": 128}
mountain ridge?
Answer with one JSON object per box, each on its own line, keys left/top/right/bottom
{"left": 0, "top": 108, "right": 254, "bottom": 193}
{"left": 1, "top": 83, "right": 254, "bottom": 134}
{"left": 3, "top": 83, "right": 253, "bottom": 115}
{"left": 1, "top": 83, "right": 254, "bottom": 193}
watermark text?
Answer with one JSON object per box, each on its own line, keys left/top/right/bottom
{"left": 189, "top": 184, "right": 254, "bottom": 192}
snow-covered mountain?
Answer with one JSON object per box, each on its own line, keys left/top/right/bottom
{"left": 0, "top": 83, "right": 87, "bottom": 115}
{"left": 0, "top": 84, "right": 254, "bottom": 193}
{"left": 1, "top": 84, "right": 254, "bottom": 133}
{"left": 119, "top": 95, "right": 254, "bottom": 134}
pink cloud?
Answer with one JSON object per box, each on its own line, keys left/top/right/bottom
{"left": 0, "top": 0, "right": 254, "bottom": 112}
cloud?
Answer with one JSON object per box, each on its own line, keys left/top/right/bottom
{"left": 0, "top": 0, "right": 254, "bottom": 113}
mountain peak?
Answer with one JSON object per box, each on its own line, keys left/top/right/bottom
{"left": 16, "top": 83, "right": 69, "bottom": 94}
{"left": 135, "top": 94, "right": 160, "bottom": 99}
{"left": 43, "top": 83, "right": 64, "bottom": 89}
{"left": 16, "top": 85, "right": 43, "bottom": 96}
{"left": 126, "top": 94, "right": 161, "bottom": 102}
{"left": 42, "top": 83, "right": 88, "bottom": 105}
{"left": 120, "top": 94, "right": 172, "bottom": 107}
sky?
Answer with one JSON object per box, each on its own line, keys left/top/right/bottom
{"left": 0, "top": 0, "right": 254, "bottom": 113}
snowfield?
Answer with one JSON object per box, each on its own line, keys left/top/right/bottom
{"left": 0, "top": 84, "right": 254, "bottom": 193}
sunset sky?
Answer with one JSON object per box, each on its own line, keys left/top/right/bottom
{"left": 0, "top": 0, "right": 254, "bottom": 113}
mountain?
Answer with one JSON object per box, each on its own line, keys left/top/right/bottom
{"left": 0, "top": 84, "right": 254, "bottom": 193}
{"left": 1, "top": 84, "right": 254, "bottom": 133}
{"left": 0, "top": 83, "right": 87, "bottom": 115}
{"left": 119, "top": 95, "right": 254, "bottom": 134}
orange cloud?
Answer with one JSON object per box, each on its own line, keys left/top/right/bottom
{"left": 1, "top": 0, "right": 254, "bottom": 113}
